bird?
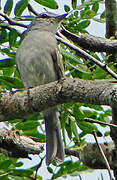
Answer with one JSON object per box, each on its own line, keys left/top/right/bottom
{"left": 16, "top": 11, "right": 67, "bottom": 165}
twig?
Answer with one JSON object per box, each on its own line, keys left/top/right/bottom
{"left": 65, "top": 148, "right": 80, "bottom": 158}
{"left": 56, "top": 35, "right": 117, "bottom": 80}
{"left": 28, "top": 4, "right": 39, "bottom": 16}
{"left": 93, "top": 131, "right": 114, "bottom": 180}
{"left": 85, "top": 118, "right": 117, "bottom": 128}
{"left": 34, "top": 156, "right": 45, "bottom": 180}
{"left": 0, "top": 13, "right": 28, "bottom": 28}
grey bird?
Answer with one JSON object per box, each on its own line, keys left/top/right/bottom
{"left": 16, "top": 12, "right": 67, "bottom": 165}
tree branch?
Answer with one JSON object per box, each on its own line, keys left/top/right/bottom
{"left": 0, "top": 13, "right": 28, "bottom": 28}
{"left": 85, "top": 118, "right": 117, "bottom": 129}
{"left": 0, "top": 77, "right": 117, "bottom": 121}
{"left": 56, "top": 34, "right": 117, "bottom": 79}
{"left": 0, "top": 126, "right": 44, "bottom": 158}
{"left": 60, "top": 26, "right": 117, "bottom": 53}
{"left": 93, "top": 131, "right": 113, "bottom": 180}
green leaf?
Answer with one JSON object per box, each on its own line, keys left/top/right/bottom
{"left": 92, "top": 2, "right": 99, "bottom": 13}
{"left": 0, "top": 160, "right": 11, "bottom": 169}
{"left": 64, "top": 5, "right": 70, "bottom": 12}
{"left": 100, "top": 10, "right": 105, "bottom": 19}
{"left": 65, "top": 118, "right": 72, "bottom": 139}
{"left": 0, "top": 76, "right": 24, "bottom": 89}
{"left": 34, "top": 0, "right": 58, "bottom": 9}
{"left": 0, "top": 47, "right": 16, "bottom": 58}
{"left": 77, "top": 20, "right": 90, "bottom": 30}
{"left": 71, "top": 120, "right": 79, "bottom": 140}
{"left": 47, "top": 167, "right": 53, "bottom": 174}
{"left": 14, "top": 0, "right": 28, "bottom": 16}
{"left": 52, "top": 161, "right": 88, "bottom": 179}
{"left": 16, "top": 120, "right": 39, "bottom": 131}
{"left": 0, "top": 58, "right": 15, "bottom": 68}
{"left": 4, "top": 0, "right": 13, "bottom": 15}
{"left": 13, "top": 169, "right": 33, "bottom": 177}
{"left": 9, "top": 29, "right": 18, "bottom": 47}
{"left": 93, "top": 66, "right": 107, "bottom": 79}
{"left": 0, "top": 29, "right": 8, "bottom": 43}
{"left": 72, "top": 0, "right": 77, "bottom": 10}
{"left": 78, "top": 120, "right": 98, "bottom": 134}
{"left": 80, "top": 9, "right": 96, "bottom": 19}
{"left": 73, "top": 105, "right": 85, "bottom": 121}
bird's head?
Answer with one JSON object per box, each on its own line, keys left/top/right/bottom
{"left": 30, "top": 11, "right": 68, "bottom": 33}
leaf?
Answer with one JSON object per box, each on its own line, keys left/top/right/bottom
{"left": 0, "top": 160, "right": 11, "bottom": 169}
{"left": 64, "top": 5, "right": 70, "bottom": 12}
{"left": 73, "top": 105, "right": 85, "bottom": 121}
{"left": 0, "top": 29, "right": 8, "bottom": 43}
{"left": 0, "top": 76, "right": 24, "bottom": 89}
{"left": 72, "top": 0, "right": 77, "bottom": 10}
{"left": 100, "top": 10, "right": 105, "bottom": 19}
{"left": 93, "top": 66, "right": 107, "bottom": 79}
{"left": 0, "top": 58, "right": 15, "bottom": 68}
{"left": 4, "top": 0, "right": 13, "bottom": 15}
{"left": 0, "top": 47, "right": 16, "bottom": 58}
{"left": 52, "top": 161, "right": 88, "bottom": 179}
{"left": 13, "top": 169, "right": 33, "bottom": 177}
{"left": 80, "top": 9, "right": 96, "bottom": 19}
{"left": 77, "top": 20, "right": 90, "bottom": 30}
{"left": 92, "top": 2, "right": 99, "bottom": 13}
{"left": 14, "top": 0, "right": 28, "bottom": 16}
{"left": 71, "top": 120, "right": 79, "bottom": 140}
{"left": 9, "top": 29, "right": 18, "bottom": 47}
{"left": 65, "top": 118, "right": 72, "bottom": 139}
{"left": 78, "top": 120, "right": 98, "bottom": 134}
{"left": 16, "top": 120, "right": 39, "bottom": 131}
{"left": 34, "top": 0, "right": 58, "bottom": 9}
{"left": 47, "top": 167, "right": 53, "bottom": 174}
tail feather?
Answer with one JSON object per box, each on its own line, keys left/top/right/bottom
{"left": 43, "top": 107, "right": 64, "bottom": 165}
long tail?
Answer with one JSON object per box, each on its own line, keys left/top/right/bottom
{"left": 43, "top": 107, "right": 64, "bottom": 166}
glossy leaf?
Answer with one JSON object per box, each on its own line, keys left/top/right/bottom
{"left": 0, "top": 29, "right": 8, "bottom": 43}
{"left": 14, "top": 0, "right": 28, "bottom": 16}
{"left": 93, "top": 66, "right": 107, "bottom": 79}
{"left": 77, "top": 20, "right": 90, "bottom": 30}
{"left": 72, "top": 0, "right": 77, "bottom": 9}
{"left": 78, "top": 120, "right": 98, "bottom": 134}
{"left": 92, "top": 1, "right": 99, "bottom": 13}
{"left": 4, "top": 0, "right": 13, "bottom": 15}
{"left": 9, "top": 29, "right": 18, "bottom": 47}
{"left": 0, "top": 76, "right": 24, "bottom": 89}
{"left": 0, "top": 58, "right": 15, "bottom": 68}
{"left": 100, "top": 10, "right": 105, "bottom": 19}
{"left": 34, "top": 0, "right": 58, "bottom": 9}
{"left": 80, "top": 9, "right": 96, "bottom": 19}
{"left": 64, "top": 5, "right": 70, "bottom": 12}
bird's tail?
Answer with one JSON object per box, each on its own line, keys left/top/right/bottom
{"left": 43, "top": 107, "right": 64, "bottom": 166}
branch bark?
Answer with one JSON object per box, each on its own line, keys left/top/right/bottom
{"left": 0, "top": 126, "right": 44, "bottom": 158}
{"left": 0, "top": 77, "right": 117, "bottom": 121}
{"left": 60, "top": 26, "right": 117, "bottom": 53}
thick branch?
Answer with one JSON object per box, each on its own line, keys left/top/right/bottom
{"left": 80, "top": 143, "right": 115, "bottom": 170}
{"left": 0, "top": 78, "right": 117, "bottom": 121}
{"left": 0, "top": 126, "right": 43, "bottom": 158}
{"left": 60, "top": 26, "right": 117, "bottom": 53}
